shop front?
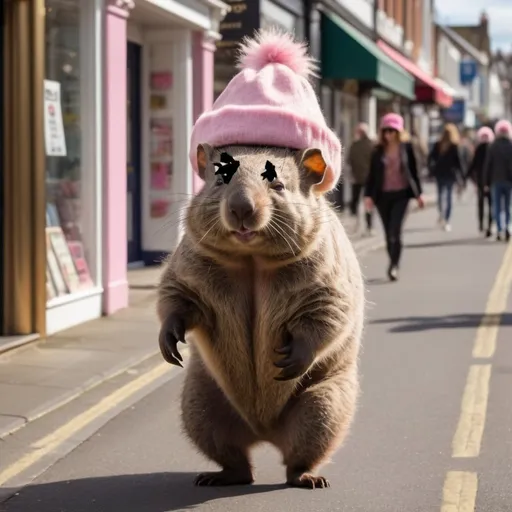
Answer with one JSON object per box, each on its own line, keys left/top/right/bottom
{"left": 2, "top": 0, "right": 103, "bottom": 338}
{"left": 214, "top": 0, "right": 304, "bottom": 99}
{"left": 110, "top": 0, "right": 227, "bottom": 287}
{"left": 320, "top": 11, "right": 415, "bottom": 141}
{"left": 376, "top": 39, "right": 454, "bottom": 136}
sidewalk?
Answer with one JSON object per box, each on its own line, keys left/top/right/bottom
{"left": 0, "top": 184, "right": 436, "bottom": 439}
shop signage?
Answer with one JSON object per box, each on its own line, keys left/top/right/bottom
{"left": 441, "top": 99, "right": 466, "bottom": 124}
{"left": 43, "top": 80, "right": 67, "bottom": 157}
{"left": 459, "top": 59, "right": 478, "bottom": 86}
{"left": 217, "top": 0, "right": 261, "bottom": 52}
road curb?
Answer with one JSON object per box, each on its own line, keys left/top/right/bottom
{"left": 0, "top": 349, "right": 160, "bottom": 440}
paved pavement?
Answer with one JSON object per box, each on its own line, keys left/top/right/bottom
{"left": 2, "top": 187, "right": 512, "bottom": 511}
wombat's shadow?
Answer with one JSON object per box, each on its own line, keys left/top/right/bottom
{"left": 1, "top": 472, "right": 287, "bottom": 512}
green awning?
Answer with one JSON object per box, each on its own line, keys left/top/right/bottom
{"left": 321, "top": 12, "right": 415, "bottom": 100}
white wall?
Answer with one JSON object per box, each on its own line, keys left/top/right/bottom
{"left": 336, "top": 0, "right": 375, "bottom": 29}
{"left": 438, "top": 34, "right": 461, "bottom": 89}
{"left": 418, "top": 0, "right": 432, "bottom": 73}
{"left": 488, "top": 70, "right": 506, "bottom": 119}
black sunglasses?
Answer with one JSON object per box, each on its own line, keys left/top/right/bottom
{"left": 382, "top": 128, "right": 398, "bottom": 134}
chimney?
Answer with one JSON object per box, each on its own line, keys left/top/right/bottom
{"left": 480, "top": 10, "right": 488, "bottom": 27}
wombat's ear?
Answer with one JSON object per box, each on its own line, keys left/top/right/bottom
{"left": 299, "top": 148, "right": 337, "bottom": 196}
{"left": 197, "top": 143, "right": 214, "bottom": 180}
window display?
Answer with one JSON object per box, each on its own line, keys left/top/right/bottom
{"left": 148, "top": 48, "right": 174, "bottom": 221}
{"left": 260, "top": 1, "right": 302, "bottom": 38}
{"left": 44, "top": 0, "right": 93, "bottom": 303}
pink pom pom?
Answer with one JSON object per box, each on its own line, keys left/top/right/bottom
{"left": 236, "top": 28, "right": 318, "bottom": 79}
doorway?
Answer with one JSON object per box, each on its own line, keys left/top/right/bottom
{"left": 127, "top": 41, "right": 142, "bottom": 264}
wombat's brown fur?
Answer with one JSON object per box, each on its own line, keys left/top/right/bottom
{"left": 157, "top": 144, "right": 365, "bottom": 489}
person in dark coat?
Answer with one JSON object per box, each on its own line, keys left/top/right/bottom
{"left": 348, "top": 122, "right": 375, "bottom": 235}
{"left": 484, "top": 119, "right": 512, "bottom": 242}
{"left": 428, "top": 123, "right": 465, "bottom": 232}
{"left": 364, "top": 113, "right": 424, "bottom": 282}
{"left": 467, "top": 126, "right": 494, "bottom": 237}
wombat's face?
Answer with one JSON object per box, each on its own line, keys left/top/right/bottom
{"left": 186, "top": 144, "right": 338, "bottom": 259}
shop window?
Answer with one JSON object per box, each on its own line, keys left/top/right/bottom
{"left": 260, "top": 0, "right": 303, "bottom": 39}
{"left": 44, "top": 0, "right": 96, "bottom": 304}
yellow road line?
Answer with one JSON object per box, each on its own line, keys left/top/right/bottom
{"left": 452, "top": 364, "right": 492, "bottom": 458}
{"left": 0, "top": 361, "right": 172, "bottom": 487}
{"left": 472, "top": 241, "right": 512, "bottom": 359}
{"left": 441, "top": 471, "right": 478, "bottom": 512}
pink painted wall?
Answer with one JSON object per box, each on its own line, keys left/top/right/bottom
{"left": 192, "top": 32, "right": 216, "bottom": 193}
{"left": 103, "top": 5, "right": 129, "bottom": 314}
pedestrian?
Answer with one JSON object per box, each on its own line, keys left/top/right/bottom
{"left": 460, "top": 127, "right": 475, "bottom": 171}
{"left": 428, "top": 123, "right": 465, "bottom": 232}
{"left": 483, "top": 119, "right": 512, "bottom": 242}
{"left": 364, "top": 113, "right": 424, "bottom": 282}
{"left": 348, "top": 122, "right": 375, "bottom": 236}
{"left": 467, "top": 126, "right": 494, "bottom": 237}
{"left": 410, "top": 129, "right": 428, "bottom": 178}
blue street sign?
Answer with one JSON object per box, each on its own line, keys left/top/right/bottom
{"left": 441, "top": 99, "right": 466, "bottom": 124}
{"left": 460, "top": 60, "right": 478, "bottom": 85}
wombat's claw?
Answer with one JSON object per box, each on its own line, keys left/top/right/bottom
{"left": 158, "top": 315, "right": 186, "bottom": 367}
{"left": 194, "top": 470, "right": 254, "bottom": 487}
{"left": 287, "top": 473, "right": 330, "bottom": 489}
{"left": 274, "top": 365, "right": 303, "bottom": 381}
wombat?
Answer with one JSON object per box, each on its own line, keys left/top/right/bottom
{"left": 158, "top": 144, "right": 365, "bottom": 489}
{"left": 157, "top": 29, "right": 365, "bottom": 489}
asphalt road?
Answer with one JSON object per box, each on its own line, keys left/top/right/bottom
{"left": 2, "top": 194, "right": 512, "bottom": 512}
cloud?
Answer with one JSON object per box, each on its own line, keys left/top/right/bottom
{"left": 435, "top": 0, "right": 512, "bottom": 50}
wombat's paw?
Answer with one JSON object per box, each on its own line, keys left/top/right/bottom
{"left": 158, "top": 314, "right": 186, "bottom": 367}
{"left": 273, "top": 334, "right": 314, "bottom": 381}
{"left": 194, "top": 470, "right": 254, "bottom": 487}
{"left": 286, "top": 473, "right": 330, "bottom": 489}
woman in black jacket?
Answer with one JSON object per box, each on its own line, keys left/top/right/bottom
{"left": 467, "top": 126, "right": 494, "bottom": 237}
{"left": 364, "top": 113, "right": 424, "bottom": 282}
{"left": 428, "top": 123, "right": 466, "bottom": 232}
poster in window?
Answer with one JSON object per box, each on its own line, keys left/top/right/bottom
{"left": 46, "top": 230, "right": 68, "bottom": 297}
{"left": 150, "top": 198, "right": 170, "bottom": 218}
{"left": 150, "top": 119, "right": 173, "bottom": 159}
{"left": 46, "top": 267, "right": 58, "bottom": 301}
{"left": 151, "top": 162, "right": 172, "bottom": 190}
{"left": 43, "top": 80, "right": 67, "bottom": 157}
{"left": 67, "top": 241, "right": 94, "bottom": 288}
{"left": 47, "top": 227, "right": 81, "bottom": 293}
{"left": 150, "top": 94, "right": 167, "bottom": 111}
{"left": 150, "top": 72, "right": 173, "bottom": 91}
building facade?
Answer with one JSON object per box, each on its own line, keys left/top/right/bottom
{"left": 214, "top": 0, "right": 305, "bottom": 100}
{"left": 435, "top": 23, "right": 489, "bottom": 131}
{"left": 1, "top": 0, "right": 227, "bottom": 341}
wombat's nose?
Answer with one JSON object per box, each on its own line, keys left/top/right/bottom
{"left": 228, "top": 193, "right": 255, "bottom": 222}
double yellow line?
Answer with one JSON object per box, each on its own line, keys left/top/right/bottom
{"left": 441, "top": 242, "right": 512, "bottom": 511}
{"left": 0, "top": 357, "right": 182, "bottom": 487}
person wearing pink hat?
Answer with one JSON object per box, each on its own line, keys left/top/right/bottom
{"left": 484, "top": 119, "right": 512, "bottom": 241}
{"left": 364, "top": 113, "right": 424, "bottom": 281}
{"left": 467, "top": 126, "right": 495, "bottom": 236}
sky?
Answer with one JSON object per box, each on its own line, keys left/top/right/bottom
{"left": 435, "top": 0, "right": 512, "bottom": 51}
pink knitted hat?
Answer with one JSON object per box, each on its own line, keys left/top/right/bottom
{"left": 189, "top": 30, "right": 342, "bottom": 188}
{"left": 494, "top": 119, "right": 512, "bottom": 138}
{"left": 380, "top": 113, "right": 404, "bottom": 132}
{"left": 477, "top": 126, "right": 495, "bottom": 143}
